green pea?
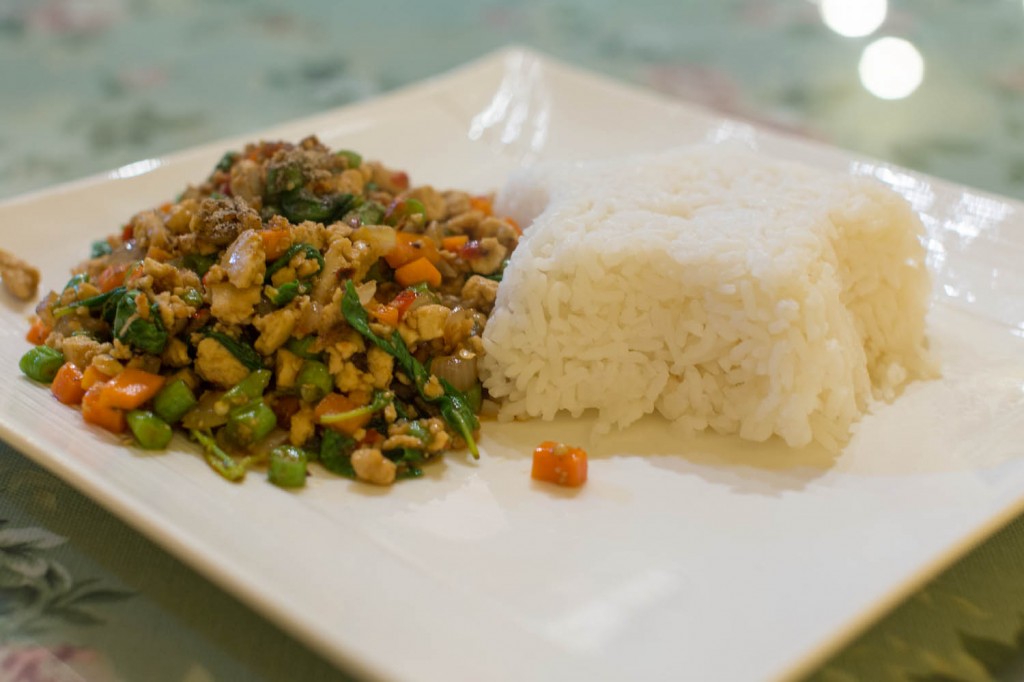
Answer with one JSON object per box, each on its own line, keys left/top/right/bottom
{"left": 181, "top": 288, "right": 203, "bottom": 308}
{"left": 268, "top": 445, "right": 308, "bottom": 488}
{"left": 126, "top": 410, "right": 174, "bottom": 450}
{"left": 223, "top": 400, "right": 277, "bottom": 447}
{"left": 19, "top": 346, "right": 65, "bottom": 383}
{"left": 153, "top": 379, "right": 198, "bottom": 424}
{"left": 296, "top": 360, "right": 333, "bottom": 403}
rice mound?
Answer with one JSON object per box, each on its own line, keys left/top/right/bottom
{"left": 479, "top": 144, "right": 937, "bottom": 450}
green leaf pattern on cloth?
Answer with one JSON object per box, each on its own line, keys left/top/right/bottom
{"left": 0, "top": 519, "right": 134, "bottom": 641}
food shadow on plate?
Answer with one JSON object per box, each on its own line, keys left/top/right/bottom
{"left": 482, "top": 413, "right": 837, "bottom": 497}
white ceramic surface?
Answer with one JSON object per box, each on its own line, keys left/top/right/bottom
{"left": 1, "top": 48, "right": 1023, "bottom": 681}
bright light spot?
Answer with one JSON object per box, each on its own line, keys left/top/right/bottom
{"left": 820, "top": 0, "right": 887, "bottom": 37}
{"left": 858, "top": 37, "right": 924, "bottom": 100}
{"left": 108, "top": 158, "right": 162, "bottom": 180}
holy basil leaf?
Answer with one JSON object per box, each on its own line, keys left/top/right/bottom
{"left": 320, "top": 430, "right": 356, "bottom": 478}
{"left": 51, "top": 285, "right": 125, "bottom": 320}
{"left": 113, "top": 293, "right": 168, "bottom": 355}
{"left": 90, "top": 241, "right": 112, "bottom": 258}
{"left": 278, "top": 191, "right": 355, "bottom": 224}
{"left": 341, "top": 281, "right": 479, "bottom": 458}
{"left": 205, "top": 331, "right": 264, "bottom": 371}
{"left": 181, "top": 253, "right": 218, "bottom": 277}
{"left": 265, "top": 243, "right": 325, "bottom": 283}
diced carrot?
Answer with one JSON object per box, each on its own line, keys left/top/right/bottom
{"left": 96, "top": 368, "right": 166, "bottom": 410}
{"left": 441, "top": 234, "right": 469, "bottom": 252}
{"left": 260, "top": 228, "right": 292, "bottom": 261}
{"left": 51, "top": 362, "right": 86, "bottom": 406}
{"left": 82, "top": 383, "right": 126, "bottom": 434}
{"left": 369, "top": 303, "right": 400, "bottom": 328}
{"left": 81, "top": 365, "right": 113, "bottom": 390}
{"left": 96, "top": 262, "right": 131, "bottom": 292}
{"left": 385, "top": 231, "right": 441, "bottom": 269}
{"left": 315, "top": 392, "right": 371, "bottom": 436}
{"left": 469, "top": 195, "right": 494, "bottom": 216}
{"left": 531, "top": 441, "right": 588, "bottom": 487}
{"left": 394, "top": 257, "right": 441, "bottom": 289}
{"left": 25, "top": 318, "right": 51, "bottom": 345}
{"left": 158, "top": 202, "right": 174, "bottom": 214}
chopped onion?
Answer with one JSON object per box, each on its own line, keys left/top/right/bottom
{"left": 352, "top": 225, "right": 396, "bottom": 258}
{"left": 429, "top": 354, "right": 478, "bottom": 392}
{"left": 356, "top": 280, "right": 377, "bottom": 306}
{"left": 443, "top": 307, "right": 474, "bottom": 347}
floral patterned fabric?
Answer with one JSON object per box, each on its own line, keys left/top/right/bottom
{"left": 3, "top": 1, "right": 1024, "bottom": 680}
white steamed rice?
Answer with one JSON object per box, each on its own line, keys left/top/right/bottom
{"left": 479, "top": 144, "right": 937, "bottom": 450}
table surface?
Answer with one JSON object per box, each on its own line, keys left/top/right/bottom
{"left": 3, "top": 1, "right": 1024, "bottom": 680}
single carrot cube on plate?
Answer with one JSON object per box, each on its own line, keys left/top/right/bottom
{"left": 531, "top": 441, "right": 588, "bottom": 487}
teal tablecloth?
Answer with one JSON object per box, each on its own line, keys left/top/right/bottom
{"left": 3, "top": 1, "right": 1024, "bottom": 680}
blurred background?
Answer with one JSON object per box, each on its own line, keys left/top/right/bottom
{"left": 5, "top": 1, "right": 1024, "bottom": 681}
{"left": 3, "top": 0, "right": 1024, "bottom": 202}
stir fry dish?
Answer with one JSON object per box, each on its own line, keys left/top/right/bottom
{"left": 20, "top": 135, "right": 521, "bottom": 487}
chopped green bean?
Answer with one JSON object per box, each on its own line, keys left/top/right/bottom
{"left": 190, "top": 429, "right": 246, "bottom": 482}
{"left": 296, "top": 360, "right": 333, "bottom": 403}
{"left": 223, "top": 400, "right": 277, "bottom": 447}
{"left": 285, "top": 336, "right": 322, "bottom": 361}
{"left": 335, "top": 150, "right": 362, "bottom": 169}
{"left": 19, "top": 346, "right": 65, "bottom": 383}
{"left": 126, "top": 410, "right": 173, "bottom": 450}
{"left": 152, "top": 379, "right": 198, "bottom": 424}
{"left": 268, "top": 445, "right": 308, "bottom": 488}
{"left": 266, "top": 164, "right": 304, "bottom": 195}
{"left": 218, "top": 369, "right": 272, "bottom": 411}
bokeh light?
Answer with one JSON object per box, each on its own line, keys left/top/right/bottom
{"left": 858, "top": 37, "right": 925, "bottom": 100}
{"left": 819, "top": 0, "right": 888, "bottom": 38}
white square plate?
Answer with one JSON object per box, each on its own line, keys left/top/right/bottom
{"left": 2, "top": 48, "right": 1024, "bottom": 681}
